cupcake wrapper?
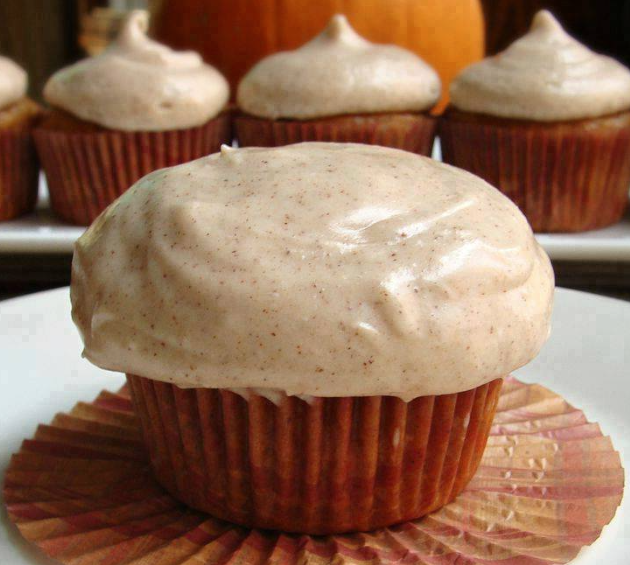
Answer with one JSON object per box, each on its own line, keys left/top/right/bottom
{"left": 3, "top": 377, "right": 623, "bottom": 565}
{"left": 235, "top": 113, "right": 437, "bottom": 156}
{"left": 127, "top": 375, "right": 502, "bottom": 535}
{"left": 34, "top": 114, "right": 232, "bottom": 226}
{"left": 440, "top": 112, "right": 630, "bottom": 232}
{"left": 0, "top": 127, "right": 39, "bottom": 221}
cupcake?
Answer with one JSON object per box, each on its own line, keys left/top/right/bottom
{"left": 35, "top": 10, "right": 231, "bottom": 226}
{"left": 0, "top": 55, "right": 41, "bottom": 221}
{"left": 235, "top": 15, "right": 440, "bottom": 155}
{"left": 70, "top": 142, "right": 554, "bottom": 534}
{"left": 440, "top": 10, "right": 630, "bottom": 233}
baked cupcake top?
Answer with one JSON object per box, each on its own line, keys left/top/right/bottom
{"left": 0, "top": 55, "right": 27, "bottom": 111}
{"left": 72, "top": 143, "right": 553, "bottom": 400}
{"left": 237, "top": 15, "right": 441, "bottom": 120}
{"left": 450, "top": 10, "right": 630, "bottom": 121}
{"left": 43, "top": 10, "right": 229, "bottom": 131}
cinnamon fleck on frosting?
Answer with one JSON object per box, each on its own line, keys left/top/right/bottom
{"left": 237, "top": 15, "right": 441, "bottom": 120}
{"left": 44, "top": 10, "right": 229, "bottom": 131}
{"left": 450, "top": 10, "right": 630, "bottom": 122}
{"left": 0, "top": 55, "right": 27, "bottom": 111}
{"left": 71, "top": 143, "right": 554, "bottom": 400}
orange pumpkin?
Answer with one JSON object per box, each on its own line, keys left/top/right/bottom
{"left": 153, "top": 0, "right": 485, "bottom": 112}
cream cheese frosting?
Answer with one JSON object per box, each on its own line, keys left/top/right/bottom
{"left": 450, "top": 10, "right": 630, "bottom": 121}
{"left": 237, "top": 15, "right": 441, "bottom": 120}
{"left": 0, "top": 55, "right": 27, "bottom": 110}
{"left": 44, "top": 10, "right": 229, "bottom": 131}
{"left": 71, "top": 143, "right": 554, "bottom": 399}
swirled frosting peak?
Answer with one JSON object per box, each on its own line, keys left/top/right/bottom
{"left": 71, "top": 143, "right": 554, "bottom": 399}
{"left": 44, "top": 10, "right": 229, "bottom": 131}
{"left": 0, "top": 55, "right": 27, "bottom": 110}
{"left": 237, "top": 15, "right": 441, "bottom": 120}
{"left": 450, "top": 10, "right": 630, "bottom": 121}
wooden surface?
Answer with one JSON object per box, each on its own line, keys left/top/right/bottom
{"left": 0, "top": 253, "right": 72, "bottom": 300}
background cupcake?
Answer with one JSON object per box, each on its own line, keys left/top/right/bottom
{"left": 71, "top": 142, "right": 554, "bottom": 535}
{"left": 0, "top": 55, "right": 41, "bottom": 221}
{"left": 235, "top": 15, "right": 440, "bottom": 155}
{"left": 440, "top": 10, "right": 630, "bottom": 233}
{"left": 35, "top": 10, "right": 231, "bottom": 226}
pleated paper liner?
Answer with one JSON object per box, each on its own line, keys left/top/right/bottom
{"left": 235, "top": 112, "right": 437, "bottom": 156}
{"left": 440, "top": 109, "right": 630, "bottom": 233}
{"left": 127, "top": 376, "right": 501, "bottom": 534}
{"left": 0, "top": 126, "right": 40, "bottom": 222}
{"left": 3, "top": 376, "right": 623, "bottom": 565}
{"left": 34, "top": 113, "right": 232, "bottom": 226}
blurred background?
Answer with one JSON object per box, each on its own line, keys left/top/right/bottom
{"left": 1, "top": 0, "right": 630, "bottom": 300}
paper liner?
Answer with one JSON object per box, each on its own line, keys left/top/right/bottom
{"left": 0, "top": 127, "right": 39, "bottom": 221}
{"left": 34, "top": 114, "right": 232, "bottom": 226}
{"left": 440, "top": 110, "right": 630, "bottom": 232}
{"left": 3, "top": 377, "right": 623, "bottom": 564}
{"left": 235, "top": 112, "right": 437, "bottom": 155}
{"left": 126, "top": 376, "right": 501, "bottom": 535}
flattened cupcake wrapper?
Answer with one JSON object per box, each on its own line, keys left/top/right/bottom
{"left": 440, "top": 112, "right": 630, "bottom": 233}
{"left": 0, "top": 127, "right": 39, "bottom": 221}
{"left": 3, "top": 377, "right": 623, "bottom": 565}
{"left": 235, "top": 113, "right": 437, "bottom": 155}
{"left": 125, "top": 375, "right": 501, "bottom": 534}
{"left": 34, "top": 114, "right": 232, "bottom": 226}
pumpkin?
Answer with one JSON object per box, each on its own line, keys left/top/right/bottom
{"left": 152, "top": 0, "right": 485, "bottom": 112}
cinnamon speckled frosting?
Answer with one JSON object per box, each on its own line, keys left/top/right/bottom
{"left": 237, "top": 15, "right": 441, "bottom": 120}
{"left": 44, "top": 10, "right": 229, "bottom": 131}
{"left": 71, "top": 143, "right": 554, "bottom": 399}
{"left": 0, "top": 55, "right": 27, "bottom": 110}
{"left": 450, "top": 10, "right": 630, "bottom": 121}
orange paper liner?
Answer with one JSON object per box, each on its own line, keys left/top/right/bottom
{"left": 126, "top": 376, "right": 501, "bottom": 534}
{"left": 440, "top": 110, "right": 630, "bottom": 233}
{"left": 235, "top": 112, "right": 437, "bottom": 155}
{"left": 3, "top": 376, "right": 623, "bottom": 565}
{"left": 34, "top": 114, "right": 232, "bottom": 226}
{"left": 0, "top": 127, "right": 39, "bottom": 221}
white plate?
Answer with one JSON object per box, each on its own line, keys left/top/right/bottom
{"left": 0, "top": 286, "right": 629, "bottom": 563}
{"left": 1, "top": 171, "right": 630, "bottom": 260}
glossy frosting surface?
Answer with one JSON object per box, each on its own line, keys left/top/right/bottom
{"left": 44, "top": 10, "right": 229, "bottom": 131}
{"left": 72, "top": 143, "right": 554, "bottom": 399}
{"left": 0, "top": 55, "right": 27, "bottom": 110}
{"left": 237, "top": 15, "right": 441, "bottom": 120}
{"left": 450, "top": 10, "right": 630, "bottom": 121}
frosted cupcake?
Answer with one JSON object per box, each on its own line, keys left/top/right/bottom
{"left": 71, "top": 143, "right": 553, "bottom": 534}
{"left": 235, "top": 15, "right": 440, "bottom": 155}
{"left": 36, "top": 10, "right": 230, "bottom": 226}
{"left": 440, "top": 10, "right": 630, "bottom": 233}
{"left": 0, "top": 55, "right": 41, "bottom": 221}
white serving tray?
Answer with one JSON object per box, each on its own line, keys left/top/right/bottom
{"left": 1, "top": 171, "right": 630, "bottom": 260}
{"left": 0, "top": 178, "right": 84, "bottom": 253}
{"left": 536, "top": 213, "right": 630, "bottom": 261}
